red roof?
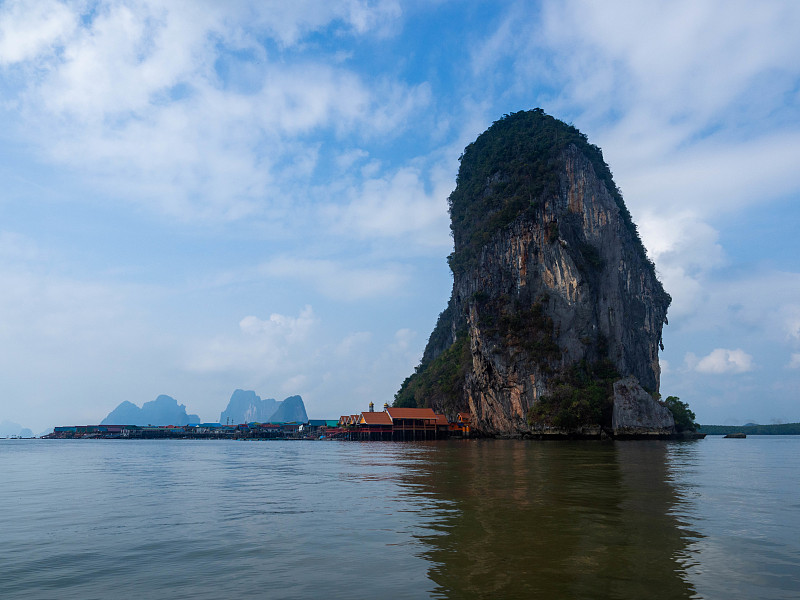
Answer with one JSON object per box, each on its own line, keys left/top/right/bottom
{"left": 359, "top": 411, "right": 392, "bottom": 425}
{"left": 435, "top": 414, "right": 448, "bottom": 426}
{"left": 385, "top": 407, "right": 438, "bottom": 421}
{"left": 457, "top": 412, "right": 472, "bottom": 423}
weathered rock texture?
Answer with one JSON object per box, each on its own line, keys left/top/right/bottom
{"left": 395, "top": 110, "right": 672, "bottom": 437}
{"left": 612, "top": 376, "right": 675, "bottom": 437}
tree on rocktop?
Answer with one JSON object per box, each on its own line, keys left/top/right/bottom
{"left": 664, "top": 396, "right": 698, "bottom": 432}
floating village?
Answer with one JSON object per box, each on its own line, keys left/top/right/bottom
{"left": 43, "top": 402, "right": 472, "bottom": 441}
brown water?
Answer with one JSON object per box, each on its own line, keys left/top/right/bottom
{"left": 415, "top": 441, "right": 695, "bottom": 598}
{"left": 1, "top": 437, "right": 798, "bottom": 599}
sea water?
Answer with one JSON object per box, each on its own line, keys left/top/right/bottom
{"left": 1, "top": 437, "right": 798, "bottom": 599}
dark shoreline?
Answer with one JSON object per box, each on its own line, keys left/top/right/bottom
{"left": 699, "top": 423, "right": 800, "bottom": 435}
{"left": 39, "top": 432, "right": 707, "bottom": 441}
{"left": 493, "top": 430, "right": 706, "bottom": 441}
{"left": 41, "top": 419, "right": 710, "bottom": 442}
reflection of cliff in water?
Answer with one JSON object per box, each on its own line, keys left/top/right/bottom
{"left": 404, "top": 440, "right": 699, "bottom": 599}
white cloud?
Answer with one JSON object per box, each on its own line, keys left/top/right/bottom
{"left": 327, "top": 165, "right": 451, "bottom": 246}
{"left": 335, "top": 148, "right": 369, "bottom": 170}
{"left": 240, "top": 305, "right": 316, "bottom": 345}
{"left": 614, "top": 132, "right": 800, "bottom": 219}
{"left": 336, "top": 331, "right": 372, "bottom": 357}
{"left": 391, "top": 328, "right": 416, "bottom": 352}
{"left": 686, "top": 348, "right": 754, "bottom": 374}
{"left": 671, "top": 271, "right": 800, "bottom": 342}
{"left": 0, "top": 0, "right": 424, "bottom": 222}
{"left": 637, "top": 211, "right": 724, "bottom": 319}
{"left": 788, "top": 354, "right": 800, "bottom": 370}
{"left": 240, "top": 0, "right": 403, "bottom": 46}
{"left": 0, "top": 0, "right": 76, "bottom": 65}
{"left": 258, "top": 257, "right": 410, "bottom": 301}
{"left": 187, "top": 305, "right": 319, "bottom": 374}
{"left": 531, "top": 0, "right": 800, "bottom": 125}
{"left": 785, "top": 308, "right": 800, "bottom": 341}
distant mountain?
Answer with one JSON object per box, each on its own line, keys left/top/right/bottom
{"left": 268, "top": 395, "right": 308, "bottom": 423}
{"left": 101, "top": 401, "right": 142, "bottom": 424}
{"left": 101, "top": 395, "right": 200, "bottom": 426}
{"left": 218, "top": 391, "right": 308, "bottom": 424}
{"left": 0, "top": 420, "right": 33, "bottom": 437}
{"left": 219, "top": 390, "right": 279, "bottom": 425}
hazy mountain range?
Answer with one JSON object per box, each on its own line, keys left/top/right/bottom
{"left": 0, "top": 420, "right": 33, "bottom": 438}
{"left": 219, "top": 390, "right": 307, "bottom": 424}
{"left": 99, "top": 390, "right": 307, "bottom": 426}
{"left": 101, "top": 395, "right": 200, "bottom": 426}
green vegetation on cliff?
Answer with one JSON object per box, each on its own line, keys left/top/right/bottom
{"left": 474, "top": 292, "right": 561, "bottom": 362}
{"left": 447, "top": 109, "right": 649, "bottom": 276}
{"left": 394, "top": 109, "right": 668, "bottom": 429}
{"left": 394, "top": 330, "right": 471, "bottom": 412}
{"left": 395, "top": 293, "right": 562, "bottom": 412}
{"left": 527, "top": 360, "right": 620, "bottom": 429}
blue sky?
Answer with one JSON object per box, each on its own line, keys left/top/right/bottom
{"left": 1, "top": 0, "right": 799, "bottom": 432}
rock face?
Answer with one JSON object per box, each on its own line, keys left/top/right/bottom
{"left": 612, "top": 376, "right": 675, "bottom": 437}
{"left": 219, "top": 390, "right": 279, "bottom": 424}
{"left": 268, "top": 395, "right": 308, "bottom": 423}
{"left": 395, "top": 110, "right": 672, "bottom": 437}
{"left": 101, "top": 395, "right": 201, "bottom": 426}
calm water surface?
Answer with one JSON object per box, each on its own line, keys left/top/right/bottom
{"left": 1, "top": 437, "right": 798, "bottom": 599}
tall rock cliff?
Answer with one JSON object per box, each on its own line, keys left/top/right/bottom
{"left": 395, "top": 110, "right": 672, "bottom": 437}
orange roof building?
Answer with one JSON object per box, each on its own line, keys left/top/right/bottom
{"left": 384, "top": 407, "right": 438, "bottom": 421}
{"left": 359, "top": 411, "right": 392, "bottom": 426}
{"left": 337, "top": 405, "right": 453, "bottom": 441}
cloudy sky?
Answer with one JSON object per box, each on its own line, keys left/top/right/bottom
{"left": 1, "top": 0, "right": 799, "bottom": 432}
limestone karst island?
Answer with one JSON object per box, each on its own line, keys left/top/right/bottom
{"left": 394, "top": 109, "right": 695, "bottom": 440}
